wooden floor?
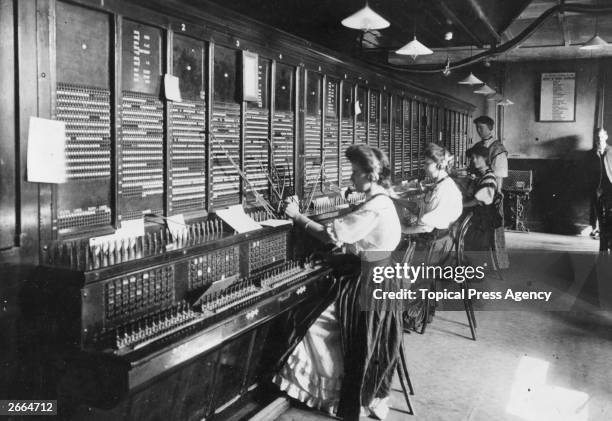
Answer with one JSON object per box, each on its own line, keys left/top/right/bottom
{"left": 505, "top": 231, "right": 599, "bottom": 253}
{"left": 273, "top": 231, "right": 611, "bottom": 421}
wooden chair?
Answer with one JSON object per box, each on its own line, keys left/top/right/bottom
{"left": 451, "top": 210, "right": 477, "bottom": 340}
{"left": 418, "top": 211, "right": 477, "bottom": 340}
{"left": 395, "top": 341, "right": 415, "bottom": 415}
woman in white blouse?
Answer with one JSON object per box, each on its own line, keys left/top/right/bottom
{"left": 275, "top": 145, "right": 402, "bottom": 420}
{"left": 398, "top": 143, "right": 463, "bottom": 332}
{"left": 398, "top": 143, "right": 463, "bottom": 235}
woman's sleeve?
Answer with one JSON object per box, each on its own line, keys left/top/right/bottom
{"left": 474, "top": 185, "right": 495, "bottom": 205}
{"left": 421, "top": 190, "right": 443, "bottom": 227}
{"left": 326, "top": 208, "right": 379, "bottom": 245}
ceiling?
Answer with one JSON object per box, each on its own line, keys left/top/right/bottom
{"left": 203, "top": 0, "right": 612, "bottom": 69}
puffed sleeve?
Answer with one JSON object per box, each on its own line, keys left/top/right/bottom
{"left": 419, "top": 191, "right": 442, "bottom": 228}
{"left": 491, "top": 153, "right": 508, "bottom": 178}
{"left": 474, "top": 185, "right": 495, "bottom": 205}
{"left": 326, "top": 208, "right": 379, "bottom": 245}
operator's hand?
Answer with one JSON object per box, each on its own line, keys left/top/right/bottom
{"left": 282, "top": 198, "right": 300, "bottom": 219}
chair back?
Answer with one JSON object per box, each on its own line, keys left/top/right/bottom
{"left": 453, "top": 210, "right": 474, "bottom": 266}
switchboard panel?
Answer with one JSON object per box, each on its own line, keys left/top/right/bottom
{"left": 368, "top": 90, "right": 379, "bottom": 147}
{"left": 188, "top": 245, "right": 240, "bottom": 290}
{"left": 340, "top": 83, "right": 354, "bottom": 187}
{"left": 404, "top": 100, "right": 419, "bottom": 176}
{"left": 393, "top": 96, "right": 403, "bottom": 179}
{"left": 304, "top": 71, "right": 322, "bottom": 198}
{"left": 323, "top": 79, "right": 339, "bottom": 189}
{"left": 426, "top": 104, "right": 434, "bottom": 145}
{"left": 211, "top": 45, "right": 241, "bottom": 207}
{"left": 54, "top": 2, "right": 112, "bottom": 234}
{"left": 244, "top": 58, "right": 271, "bottom": 204}
{"left": 104, "top": 265, "right": 176, "bottom": 329}
{"left": 449, "top": 111, "right": 457, "bottom": 161}
{"left": 380, "top": 93, "right": 390, "bottom": 158}
{"left": 272, "top": 63, "right": 295, "bottom": 197}
{"left": 404, "top": 99, "right": 413, "bottom": 177}
{"left": 170, "top": 34, "right": 207, "bottom": 214}
{"left": 119, "top": 20, "right": 164, "bottom": 221}
{"left": 418, "top": 102, "right": 426, "bottom": 169}
{"left": 443, "top": 109, "right": 450, "bottom": 149}
{"left": 355, "top": 86, "right": 367, "bottom": 145}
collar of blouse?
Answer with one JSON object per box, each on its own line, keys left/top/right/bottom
{"left": 366, "top": 183, "right": 388, "bottom": 199}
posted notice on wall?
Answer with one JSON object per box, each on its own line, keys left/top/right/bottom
{"left": 539, "top": 72, "right": 575, "bottom": 122}
{"left": 27, "top": 117, "right": 67, "bottom": 183}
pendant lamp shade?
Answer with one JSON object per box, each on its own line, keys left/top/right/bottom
{"left": 458, "top": 72, "right": 483, "bottom": 85}
{"left": 497, "top": 98, "right": 514, "bottom": 106}
{"left": 474, "top": 84, "right": 496, "bottom": 95}
{"left": 341, "top": 4, "right": 390, "bottom": 30}
{"left": 580, "top": 34, "right": 609, "bottom": 50}
{"left": 395, "top": 36, "right": 433, "bottom": 59}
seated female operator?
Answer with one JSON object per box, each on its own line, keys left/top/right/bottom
{"left": 396, "top": 143, "right": 463, "bottom": 235}
{"left": 274, "top": 144, "right": 402, "bottom": 420}
{"left": 394, "top": 144, "right": 463, "bottom": 332}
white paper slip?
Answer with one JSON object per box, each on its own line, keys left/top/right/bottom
{"left": 260, "top": 219, "right": 293, "bottom": 227}
{"left": 118, "top": 218, "right": 145, "bottom": 238}
{"left": 166, "top": 214, "right": 187, "bottom": 238}
{"left": 216, "top": 205, "right": 262, "bottom": 233}
{"left": 27, "top": 117, "right": 67, "bottom": 183}
{"left": 164, "top": 74, "right": 182, "bottom": 102}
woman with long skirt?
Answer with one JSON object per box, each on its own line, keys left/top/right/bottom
{"left": 273, "top": 144, "right": 402, "bottom": 420}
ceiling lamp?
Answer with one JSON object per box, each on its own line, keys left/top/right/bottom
{"left": 458, "top": 72, "right": 483, "bottom": 85}
{"left": 497, "top": 98, "right": 514, "bottom": 106}
{"left": 341, "top": 2, "right": 390, "bottom": 31}
{"left": 580, "top": 34, "right": 609, "bottom": 50}
{"left": 395, "top": 36, "right": 433, "bottom": 59}
{"left": 474, "top": 84, "right": 496, "bottom": 95}
{"left": 580, "top": 10, "right": 609, "bottom": 50}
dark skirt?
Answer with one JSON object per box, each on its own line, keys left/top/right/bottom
{"left": 401, "top": 233, "right": 454, "bottom": 332}
{"left": 267, "top": 253, "right": 402, "bottom": 421}
{"left": 465, "top": 205, "right": 509, "bottom": 269}
{"left": 336, "top": 255, "right": 403, "bottom": 420}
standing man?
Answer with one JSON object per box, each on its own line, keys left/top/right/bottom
{"left": 472, "top": 115, "right": 509, "bottom": 269}
{"left": 595, "top": 128, "right": 612, "bottom": 253}
{"left": 472, "top": 116, "right": 508, "bottom": 191}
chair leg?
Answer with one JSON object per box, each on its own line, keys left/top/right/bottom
{"left": 420, "top": 279, "right": 436, "bottom": 334}
{"left": 465, "top": 281, "right": 477, "bottom": 329}
{"left": 463, "top": 297, "right": 477, "bottom": 341}
{"left": 399, "top": 344, "right": 415, "bottom": 395}
{"left": 461, "top": 283, "right": 476, "bottom": 340}
{"left": 419, "top": 296, "right": 429, "bottom": 335}
{"left": 396, "top": 364, "right": 415, "bottom": 415}
{"left": 489, "top": 238, "right": 505, "bottom": 281}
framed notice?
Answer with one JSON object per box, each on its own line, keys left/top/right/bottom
{"left": 539, "top": 72, "right": 576, "bottom": 122}
{"left": 242, "top": 51, "right": 259, "bottom": 102}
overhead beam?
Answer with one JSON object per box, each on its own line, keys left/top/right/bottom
{"left": 557, "top": 0, "right": 571, "bottom": 47}
{"left": 388, "top": 44, "right": 612, "bottom": 65}
{"left": 464, "top": 0, "right": 502, "bottom": 44}
{"left": 433, "top": 0, "right": 485, "bottom": 48}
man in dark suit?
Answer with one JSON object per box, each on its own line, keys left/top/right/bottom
{"left": 594, "top": 128, "right": 612, "bottom": 252}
